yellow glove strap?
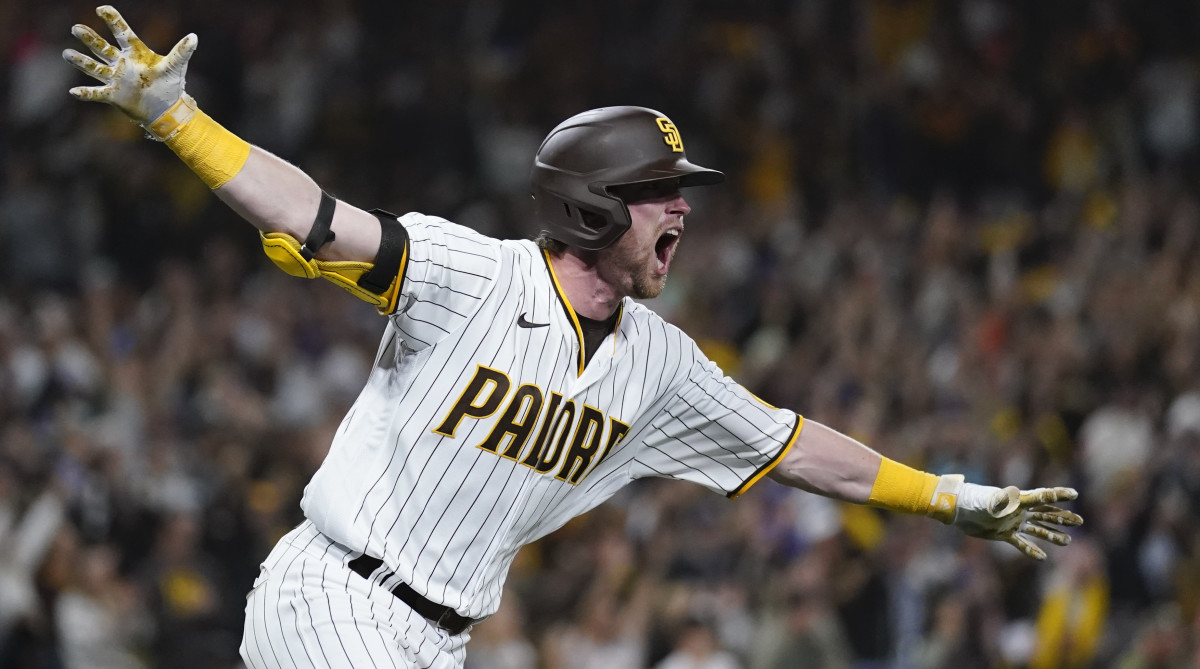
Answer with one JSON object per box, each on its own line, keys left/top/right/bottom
{"left": 146, "top": 94, "right": 199, "bottom": 140}
{"left": 927, "top": 474, "right": 965, "bottom": 524}
{"left": 156, "top": 97, "right": 251, "bottom": 189}
{"left": 867, "top": 457, "right": 940, "bottom": 516}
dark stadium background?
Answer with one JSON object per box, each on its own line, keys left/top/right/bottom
{"left": 1, "top": 1, "right": 1198, "bottom": 667}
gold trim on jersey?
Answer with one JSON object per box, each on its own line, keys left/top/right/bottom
{"left": 542, "top": 250, "right": 624, "bottom": 376}
{"left": 611, "top": 306, "right": 624, "bottom": 355}
{"left": 728, "top": 415, "right": 804, "bottom": 499}
{"left": 543, "top": 251, "right": 587, "bottom": 375}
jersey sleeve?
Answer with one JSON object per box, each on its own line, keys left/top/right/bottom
{"left": 389, "top": 213, "right": 502, "bottom": 351}
{"left": 630, "top": 341, "right": 801, "bottom": 498}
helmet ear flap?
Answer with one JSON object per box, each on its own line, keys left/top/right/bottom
{"left": 532, "top": 182, "right": 631, "bottom": 250}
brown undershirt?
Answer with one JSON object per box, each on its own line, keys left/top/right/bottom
{"left": 576, "top": 310, "right": 620, "bottom": 366}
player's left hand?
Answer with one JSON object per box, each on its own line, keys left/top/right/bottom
{"left": 947, "top": 478, "right": 1082, "bottom": 560}
{"left": 62, "top": 5, "right": 196, "bottom": 128}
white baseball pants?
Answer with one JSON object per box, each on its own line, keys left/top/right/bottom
{"left": 239, "top": 520, "right": 470, "bottom": 669}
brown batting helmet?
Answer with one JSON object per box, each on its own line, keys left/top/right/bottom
{"left": 530, "top": 106, "right": 724, "bottom": 250}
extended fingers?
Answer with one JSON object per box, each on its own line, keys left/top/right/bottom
{"left": 63, "top": 49, "right": 115, "bottom": 83}
{"left": 1019, "top": 487, "right": 1078, "bottom": 506}
{"left": 1029, "top": 506, "right": 1084, "bottom": 527}
{"left": 1006, "top": 533, "right": 1047, "bottom": 561}
{"left": 96, "top": 5, "right": 140, "bottom": 49}
{"left": 161, "top": 34, "right": 198, "bottom": 73}
{"left": 72, "top": 24, "right": 119, "bottom": 62}
{"left": 1020, "top": 520, "right": 1071, "bottom": 546}
{"left": 68, "top": 85, "right": 113, "bottom": 103}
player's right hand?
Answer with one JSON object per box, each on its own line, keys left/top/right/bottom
{"left": 62, "top": 5, "right": 196, "bottom": 128}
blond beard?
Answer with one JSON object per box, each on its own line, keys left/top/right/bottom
{"left": 597, "top": 242, "right": 668, "bottom": 299}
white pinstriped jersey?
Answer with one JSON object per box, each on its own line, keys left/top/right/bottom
{"left": 300, "top": 213, "right": 801, "bottom": 621}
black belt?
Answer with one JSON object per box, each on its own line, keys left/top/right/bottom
{"left": 346, "top": 555, "right": 478, "bottom": 635}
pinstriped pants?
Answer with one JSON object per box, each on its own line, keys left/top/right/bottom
{"left": 240, "top": 520, "right": 471, "bottom": 669}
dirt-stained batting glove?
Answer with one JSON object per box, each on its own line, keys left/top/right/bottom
{"left": 931, "top": 475, "right": 1083, "bottom": 560}
{"left": 62, "top": 5, "right": 196, "bottom": 134}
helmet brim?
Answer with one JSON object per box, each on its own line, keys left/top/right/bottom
{"left": 604, "top": 160, "right": 725, "bottom": 192}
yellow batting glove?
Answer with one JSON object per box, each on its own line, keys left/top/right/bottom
{"left": 934, "top": 475, "right": 1084, "bottom": 561}
{"left": 63, "top": 5, "right": 196, "bottom": 134}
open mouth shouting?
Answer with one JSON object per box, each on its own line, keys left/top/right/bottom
{"left": 654, "top": 227, "right": 682, "bottom": 274}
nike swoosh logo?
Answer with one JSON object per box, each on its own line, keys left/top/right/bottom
{"left": 517, "top": 313, "right": 549, "bottom": 328}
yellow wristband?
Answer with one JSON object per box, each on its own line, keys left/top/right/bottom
{"left": 158, "top": 100, "right": 251, "bottom": 189}
{"left": 867, "top": 457, "right": 939, "bottom": 515}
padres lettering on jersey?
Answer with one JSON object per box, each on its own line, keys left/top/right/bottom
{"left": 433, "top": 364, "right": 632, "bottom": 484}
{"left": 299, "top": 213, "right": 800, "bottom": 621}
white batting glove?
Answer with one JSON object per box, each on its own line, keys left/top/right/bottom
{"left": 932, "top": 475, "right": 1083, "bottom": 560}
{"left": 62, "top": 5, "right": 197, "bottom": 132}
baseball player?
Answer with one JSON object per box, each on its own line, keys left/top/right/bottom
{"left": 64, "top": 7, "right": 1083, "bottom": 669}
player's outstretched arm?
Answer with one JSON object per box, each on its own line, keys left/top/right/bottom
{"left": 64, "top": 6, "right": 404, "bottom": 312}
{"left": 768, "top": 420, "right": 1083, "bottom": 560}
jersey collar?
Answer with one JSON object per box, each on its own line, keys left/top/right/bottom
{"left": 542, "top": 249, "right": 624, "bottom": 376}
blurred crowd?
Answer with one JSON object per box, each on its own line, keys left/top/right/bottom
{"left": 2, "top": 0, "right": 1200, "bottom": 667}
